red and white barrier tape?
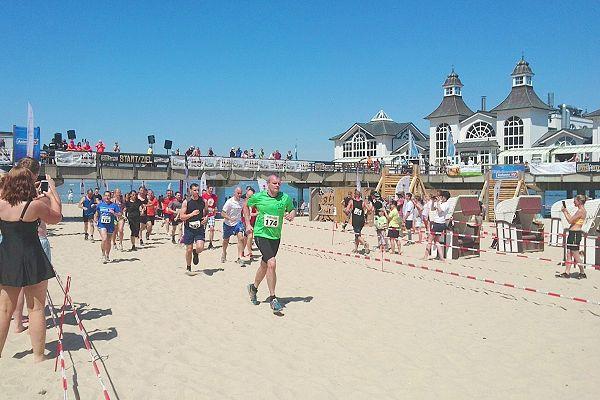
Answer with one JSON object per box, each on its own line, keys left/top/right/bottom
{"left": 46, "top": 291, "right": 69, "bottom": 400}
{"left": 284, "top": 244, "right": 600, "bottom": 306}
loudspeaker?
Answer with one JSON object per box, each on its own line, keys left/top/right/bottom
{"left": 67, "top": 130, "right": 76, "bottom": 140}
{"left": 164, "top": 140, "right": 172, "bottom": 150}
{"left": 54, "top": 132, "right": 63, "bottom": 144}
{"left": 148, "top": 135, "right": 155, "bottom": 144}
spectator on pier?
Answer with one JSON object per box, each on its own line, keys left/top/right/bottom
{"left": 249, "top": 148, "right": 256, "bottom": 158}
{"left": 185, "top": 146, "right": 194, "bottom": 157}
{"left": 83, "top": 141, "right": 92, "bottom": 152}
{"left": 366, "top": 155, "right": 373, "bottom": 170}
{"left": 274, "top": 150, "right": 282, "bottom": 160}
{"left": 67, "top": 139, "right": 76, "bottom": 151}
{"left": 147, "top": 145, "right": 153, "bottom": 155}
{"left": 95, "top": 140, "right": 106, "bottom": 153}
{"left": 242, "top": 150, "right": 249, "bottom": 158}
{"left": 258, "top": 148, "right": 265, "bottom": 159}
{"left": 207, "top": 147, "right": 215, "bottom": 156}
{"left": 235, "top": 147, "right": 242, "bottom": 158}
{"left": 286, "top": 150, "right": 293, "bottom": 160}
{"left": 191, "top": 147, "right": 200, "bottom": 157}
{"left": 175, "top": 148, "right": 180, "bottom": 155}
{"left": 229, "top": 148, "right": 236, "bottom": 158}
{"left": 76, "top": 142, "right": 83, "bottom": 151}
{"left": 61, "top": 140, "right": 68, "bottom": 150}
{"left": 113, "top": 142, "right": 121, "bottom": 152}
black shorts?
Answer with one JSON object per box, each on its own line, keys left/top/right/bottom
{"left": 146, "top": 216, "right": 155, "bottom": 225}
{"left": 352, "top": 224, "right": 364, "bottom": 236}
{"left": 255, "top": 236, "right": 281, "bottom": 263}
{"left": 431, "top": 222, "right": 447, "bottom": 236}
{"left": 405, "top": 220, "right": 413, "bottom": 229}
{"left": 566, "top": 230, "right": 582, "bottom": 251}
{"left": 129, "top": 218, "right": 141, "bottom": 237}
{"left": 83, "top": 215, "right": 94, "bottom": 223}
{"left": 140, "top": 215, "right": 148, "bottom": 224}
{"left": 387, "top": 228, "right": 399, "bottom": 238}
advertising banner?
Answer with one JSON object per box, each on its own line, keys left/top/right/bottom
{"left": 55, "top": 151, "right": 97, "bottom": 167}
{"left": 170, "top": 156, "right": 311, "bottom": 172}
{"left": 491, "top": 164, "right": 525, "bottom": 180}
{"left": 529, "top": 162, "right": 576, "bottom": 175}
{"left": 0, "top": 132, "right": 13, "bottom": 166}
{"left": 98, "top": 152, "right": 169, "bottom": 166}
{"left": 446, "top": 164, "right": 483, "bottom": 177}
{"left": 12, "top": 125, "right": 40, "bottom": 162}
{"left": 576, "top": 162, "right": 600, "bottom": 174}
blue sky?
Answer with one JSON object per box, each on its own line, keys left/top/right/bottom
{"left": 1, "top": 1, "right": 599, "bottom": 160}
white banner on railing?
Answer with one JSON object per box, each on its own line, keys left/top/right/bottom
{"left": 55, "top": 151, "right": 97, "bottom": 167}
{"left": 0, "top": 149, "right": 12, "bottom": 165}
{"left": 170, "top": 156, "right": 311, "bottom": 172}
{"left": 529, "top": 162, "right": 576, "bottom": 175}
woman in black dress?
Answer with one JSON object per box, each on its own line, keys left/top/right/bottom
{"left": 125, "top": 190, "right": 142, "bottom": 251}
{"left": 0, "top": 167, "right": 62, "bottom": 362}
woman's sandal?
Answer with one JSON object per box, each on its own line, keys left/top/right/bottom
{"left": 556, "top": 272, "right": 570, "bottom": 279}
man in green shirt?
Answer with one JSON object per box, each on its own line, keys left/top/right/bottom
{"left": 243, "top": 174, "right": 295, "bottom": 313}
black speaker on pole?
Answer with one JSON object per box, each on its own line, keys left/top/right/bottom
{"left": 164, "top": 140, "right": 172, "bottom": 150}
{"left": 67, "top": 130, "right": 76, "bottom": 140}
{"left": 54, "top": 132, "right": 63, "bottom": 144}
{"left": 148, "top": 135, "right": 156, "bottom": 144}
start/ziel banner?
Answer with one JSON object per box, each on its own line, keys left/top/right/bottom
{"left": 170, "top": 156, "right": 311, "bottom": 172}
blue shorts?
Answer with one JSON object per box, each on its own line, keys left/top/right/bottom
{"left": 223, "top": 221, "right": 244, "bottom": 239}
{"left": 183, "top": 227, "right": 206, "bottom": 245}
{"left": 98, "top": 223, "right": 115, "bottom": 234}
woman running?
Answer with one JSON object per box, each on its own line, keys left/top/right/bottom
{"left": 112, "top": 188, "right": 126, "bottom": 251}
{"left": 125, "top": 190, "right": 142, "bottom": 251}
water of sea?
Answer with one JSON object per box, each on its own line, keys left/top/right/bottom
{"left": 58, "top": 179, "right": 309, "bottom": 211}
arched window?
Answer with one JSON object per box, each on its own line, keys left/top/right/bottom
{"left": 435, "top": 123, "right": 450, "bottom": 164}
{"left": 503, "top": 116, "right": 524, "bottom": 164}
{"left": 342, "top": 130, "right": 377, "bottom": 158}
{"left": 555, "top": 136, "right": 576, "bottom": 146}
{"left": 466, "top": 122, "right": 495, "bottom": 139}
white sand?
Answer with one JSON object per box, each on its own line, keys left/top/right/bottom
{"left": 1, "top": 204, "right": 599, "bottom": 399}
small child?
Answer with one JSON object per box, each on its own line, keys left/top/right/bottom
{"left": 374, "top": 208, "right": 388, "bottom": 252}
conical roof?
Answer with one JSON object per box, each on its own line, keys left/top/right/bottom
{"left": 371, "top": 110, "right": 393, "bottom": 122}
{"left": 511, "top": 58, "right": 534, "bottom": 77}
{"left": 443, "top": 69, "right": 463, "bottom": 88}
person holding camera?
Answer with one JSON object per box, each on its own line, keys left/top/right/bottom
{"left": 557, "top": 195, "right": 587, "bottom": 279}
{"left": 0, "top": 166, "right": 62, "bottom": 363}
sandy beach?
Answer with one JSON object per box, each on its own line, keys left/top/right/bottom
{"left": 1, "top": 203, "right": 599, "bottom": 399}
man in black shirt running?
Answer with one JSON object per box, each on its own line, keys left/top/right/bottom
{"left": 179, "top": 183, "right": 208, "bottom": 273}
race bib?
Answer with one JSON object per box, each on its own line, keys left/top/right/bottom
{"left": 264, "top": 214, "right": 279, "bottom": 228}
{"left": 353, "top": 208, "right": 363, "bottom": 216}
{"left": 188, "top": 220, "right": 202, "bottom": 229}
{"left": 100, "top": 215, "right": 112, "bottom": 224}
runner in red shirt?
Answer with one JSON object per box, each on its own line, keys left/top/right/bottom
{"left": 202, "top": 186, "right": 218, "bottom": 249}
{"left": 145, "top": 189, "right": 159, "bottom": 240}
{"left": 161, "top": 189, "right": 176, "bottom": 234}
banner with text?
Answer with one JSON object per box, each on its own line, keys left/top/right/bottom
{"left": 170, "top": 156, "right": 311, "bottom": 172}
{"left": 55, "top": 151, "right": 97, "bottom": 167}
{"left": 12, "top": 125, "right": 40, "bottom": 162}
{"left": 576, "top": 162, "right": 600, "bottom": 174}
{"left": 491, "top": 164, "right": 525, "bottom": 180}
{"left": 529, "top": 162, "right": 576, "bottom": 175}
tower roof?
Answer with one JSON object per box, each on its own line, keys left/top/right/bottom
{"left": 490, "top": 85, "right": 553, "bottom": 112}
{"left": 511, "top": 57, "right": 534, "bottom": 77}
{"left": 425, "top": 96, "right": 474, "bottom": 120}
{"left": 442, "top": 69, "right": 464, "bottom": 88}
{"left": 371, "top": 110, "right": 393, "bottom": 122}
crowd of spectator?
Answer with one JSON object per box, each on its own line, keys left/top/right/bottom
{"left": 175, "top": 146, "right": 295, "bottom": 160}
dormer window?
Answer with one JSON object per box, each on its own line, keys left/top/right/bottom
{"left": 445, "top": 88, "right": 452, "bottom": 96}
{"left": 514, "top": 76, "right": 524, "bottom": 86}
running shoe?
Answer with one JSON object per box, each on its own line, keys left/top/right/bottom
{"left": 247, "top": 284, "right": 259, "bottom": 305}
{"left": 140, "top": 238, "right": 144, "bottom": 245}
{"left": 187, "top": 265, "right": 192, "bottom": 272}
{"left": 131, "top": 246, "right": 137, "bottom": 251}
{"left": 84, "top": 233, "right": 89, "bottom": 240}
{"left": 172, "top": 237, "right": 176, "bottom": 244}
{"left": 193, "top": 249, "right": 199, "bottom": 265}
{"left": 236, "top": 258, "right": 246, "bottom": 267}
{"left": 221, "top": 254, "right": 226, "bottom": 263}
{"left": 270, "top": 297, "right": 283, "bottom": 313}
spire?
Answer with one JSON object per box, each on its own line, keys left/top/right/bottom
{"left": 511, "top": 57, "right": 534, "bottom": 87}
{"left": 442, "top": 68, "right": 463, "bottom": 97}
{"left": 371, "top": 110, "right": 393, "bottom": 122}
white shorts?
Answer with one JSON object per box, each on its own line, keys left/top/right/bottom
{"left": 207, "top": 216, "right": 216, "bottom": 228}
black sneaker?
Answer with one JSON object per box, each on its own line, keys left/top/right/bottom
{"left": 193, "top": 249, "right": 199, "bottom": 265}
{"left": 187, "top": 265, "right": 192, "bottom": 272}
{"left": 131, "top": 246, "right": 137, "bottom": 251}
{"left": 247, "top": 284, "right": 259, "bottom": 305}
{"left": 140, "top": 238, "right": 144, "bottom": 245}
{"left": 172, "top": 237, "right": 176, "bottom": 244}
{"left": 84, "top": 233, "right": 89, "bottom": 240}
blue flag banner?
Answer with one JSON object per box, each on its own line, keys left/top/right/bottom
{"left": 491, "top": 164, "right": 525, "bottom": 180}
{"left": 13, "top": 125, "right": 40, "bottom": 162}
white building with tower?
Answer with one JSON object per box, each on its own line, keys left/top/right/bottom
{"left": 425, "top": 58, "right": 600, "bottom": 165}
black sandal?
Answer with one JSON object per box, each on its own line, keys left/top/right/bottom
{"left": 556, "top": 272, "right": 570, "bottom": 279}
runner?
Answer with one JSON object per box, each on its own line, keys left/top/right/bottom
{"left": 112, "top": 188, "right": 126, "bottom": 250}
{"left": 161, "top": 189, "right": 175, "bottom": 234}
{"left": 202, "top": 186, "right": 218, "bottom": 249}
{"left": 221, "top": 187, "right": 247, "bottom": 265}
{"left": 345, "top": 190, "right": 370, "bottom": 254}
{"left": 244, "top": 174, "right": 295, "bottom": 313}
{"left": 78, "top": 189, "right": 97, "bottom": 241}
{"left": 137, "top": 186, "right": 148, "bottom": 245}
{"left": 125, "top": 190, "right": 143, "bottom": 251}
{"left": 341, "top": 191, "right": 352, "bottom": 230}
{"left": 169, "top": 192, "right": 183, "bottom": 244}
{"left": 243, "top": 187, "right": 258, "bottom": 258}
{"left": 96, "top": 190, "right": 121, "bottom": 263}
{"left": 179, "top": 183, "right": 208, "bottom": 273}
{"left": 423, "top": 190, "right": 450, "bottom": 262}
{"left": 145, "top": 189, "right": 159, "bottom": 241}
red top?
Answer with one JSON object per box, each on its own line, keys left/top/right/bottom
{"left": 95, "top": 142, "right": 105, "bottom": 153}
{"left": 202, "top": 193, "right": 218, "bottom": 217}
{"left": 162, "top": 197, "right": 175, "bottom": 215}
{"left": 146, "top": 197, "right": 159, "bottom": 216}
